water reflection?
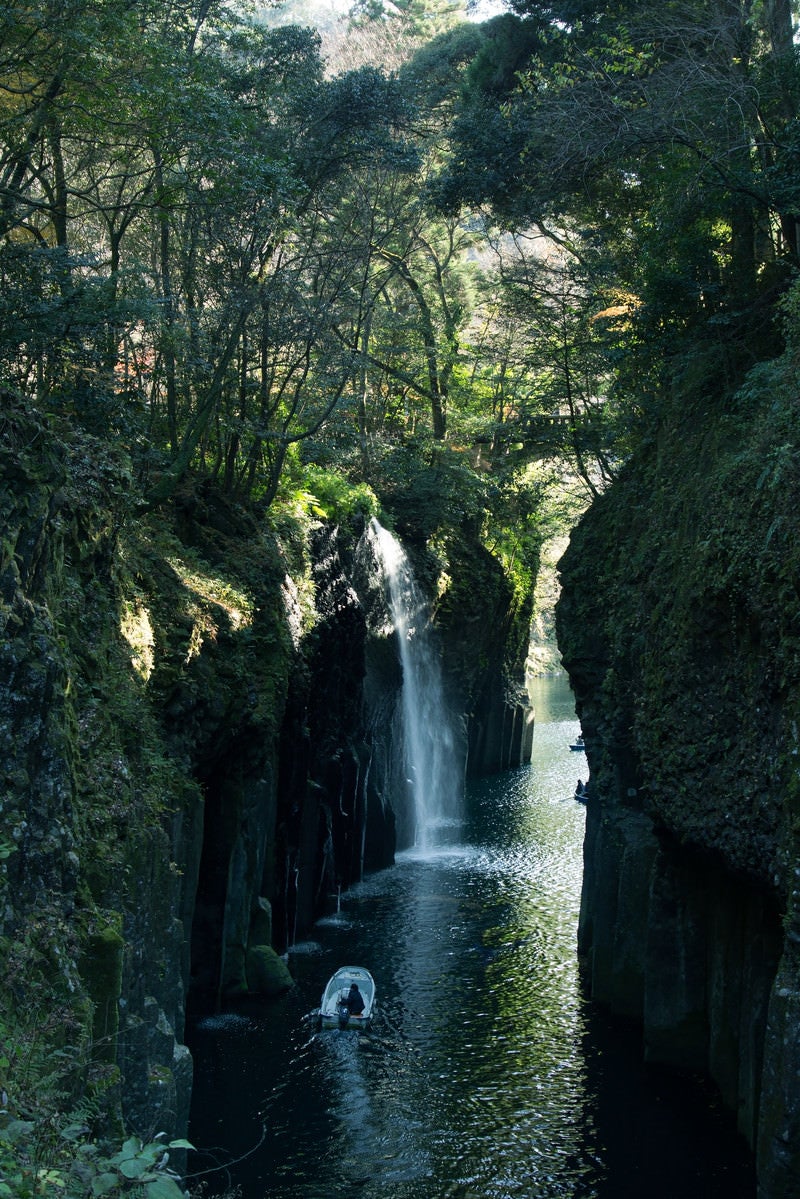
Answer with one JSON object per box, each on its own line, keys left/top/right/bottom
{"left": 187, "top": 676, "right": 755, "bottom": 1199}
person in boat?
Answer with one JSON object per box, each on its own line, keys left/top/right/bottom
{"left": 345, "top": 982, "right": 365, "bottom": 1016}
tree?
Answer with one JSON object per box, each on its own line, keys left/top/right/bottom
{"left": 426, "top": 0, "right": 800, "bottom": 458}
{"left": 349, "top": 0, "right": 468, "bottom": 41}
{"left": 0, "top": 0, "right": 425, "bottom": 507}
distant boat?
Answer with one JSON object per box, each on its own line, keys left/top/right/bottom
{"left": 569, "top": 736, "right": 585, "bottom": 751}
{"left": 318, "top": 966, "right": 376, "bottom": 1030}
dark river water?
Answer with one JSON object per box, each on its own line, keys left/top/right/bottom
{"left": 186, "top": 675, "right": 756, "bottom": 1199}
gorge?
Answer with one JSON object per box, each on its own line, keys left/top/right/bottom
{"left": 186, "top": 676, "right": 757, "bottom": 1199}
{"left": 3, "top": 2, "right": 800, "bottom": 1197}
{"left": 4, "top": 382, "right": 799, "bottom": 1196}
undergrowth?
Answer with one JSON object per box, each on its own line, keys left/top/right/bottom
{"left": 0, "top": 926, "right": 192, "bottom": 1199}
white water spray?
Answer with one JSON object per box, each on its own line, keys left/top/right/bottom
{"left": 368, "top": 519, "right": 463, "bottom": 851}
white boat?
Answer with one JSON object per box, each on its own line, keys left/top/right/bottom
{"left": 319, "top": 966, "right": 376, "bottom": 1029}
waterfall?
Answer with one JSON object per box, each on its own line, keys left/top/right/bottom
{"left": 367, "top": 518, "right": 463, "bottom": 851}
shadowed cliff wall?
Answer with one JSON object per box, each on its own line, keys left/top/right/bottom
{"left": 556, "top": 360, "right": 800, "bottom": 1198}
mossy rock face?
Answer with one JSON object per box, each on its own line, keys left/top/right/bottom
{"left": 81, "top": 923, "right": 125, "bottom": 1061}
{"left": 557, "top": 370, "right": 800, "bottom": 886}
{"left": 556, "top": 334, "right": 800, "bottom": 1196}
{"left": 245, "top": 946, "right": 293, "bottom": 996}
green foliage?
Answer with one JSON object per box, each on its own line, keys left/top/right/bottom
{"left": 0, "top": 1116, "right": 193, "bottom": 1199}
{"left": 482, "top": 467, "right": 547, "bottom": 610}
{"left": 372, "top": 442, "right": 489, "bottom": 535}
{"left": 1, "top": 0, "right": 797, "bottom": 518}
{"left": 299, "top": 467, "right": 379, "bottom": 525}
{"left": 429, "top": 0, "right": 800, "bottom": 454}
{"left": 778, "top": 274, "right": 800, "bottom": 352}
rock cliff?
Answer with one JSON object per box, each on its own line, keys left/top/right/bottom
{"left": 556, "top": 357, "right": 800, "bottom": 1198}
{"left": 435, "top": 531, "right": 535, "bottom": 775}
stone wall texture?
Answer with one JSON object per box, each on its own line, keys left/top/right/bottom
{"left": 556, "top": 370, "right": 800, "bottom": 1199}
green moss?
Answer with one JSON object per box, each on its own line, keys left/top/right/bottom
{"left": 558, "top": 342, "right": 800, "bottom": 891}
{"left": 80, "top": 923, "right": 124, "bottom": 1062}
{"left": 245, "top": 946, "right": 293, "bottom": 996}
